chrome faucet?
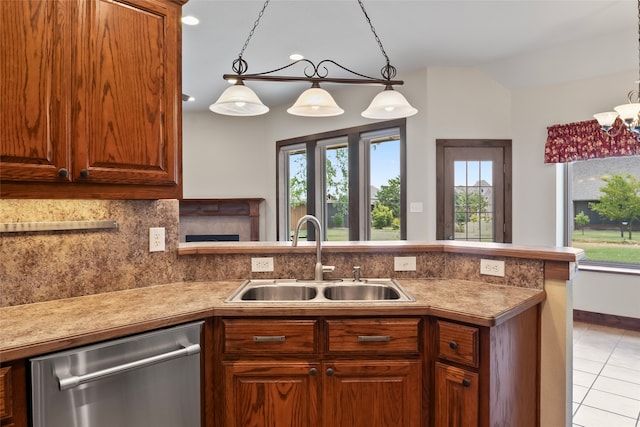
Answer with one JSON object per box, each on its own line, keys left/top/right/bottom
{"left": 292, "top": 214, "right": 334, "bottom": 281}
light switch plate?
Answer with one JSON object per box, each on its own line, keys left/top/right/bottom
{"left": 480, "top": 259, "right": 505, "bottom": 277}
{"left": 409, "top": 202, "right": 423, "bottom": 213}
{"left": 394, "top": 256, "right": 417, "bottom": 271}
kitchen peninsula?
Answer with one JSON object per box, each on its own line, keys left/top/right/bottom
{"left": 1, "top": 237, "right": 582, "bottom": 427}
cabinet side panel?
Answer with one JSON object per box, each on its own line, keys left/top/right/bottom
{"left": 489, "top": 307, "right": 539, "bottom": 427}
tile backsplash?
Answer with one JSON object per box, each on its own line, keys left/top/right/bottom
{"left": 0, "top": 199, "right": 185, "bottom": 307}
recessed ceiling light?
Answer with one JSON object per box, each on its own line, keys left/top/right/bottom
{"left": 181, "top": 16, "right": 199, "bottom": 26}
{"left": 289, "top": 53, "right": 304, "bottom": 61}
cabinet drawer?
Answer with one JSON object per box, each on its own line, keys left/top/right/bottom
{"left": 223, "top": 319, "right": 317, "bottom": 355}
{"left": 0, "top": 366, "right": 12, "bottom": 421}
{"left": 327, "top": 318, "right": 421, "bottom": 354}
{"left": 437, "top": 320, "right": 479, "bottom": 367}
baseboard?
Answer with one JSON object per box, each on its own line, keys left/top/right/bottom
{"left": 574, "top": 309, "right": 640, "bottom": 332}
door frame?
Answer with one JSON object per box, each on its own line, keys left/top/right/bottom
{"left": 435, "top": 139, "right": 512, "bottom": 243}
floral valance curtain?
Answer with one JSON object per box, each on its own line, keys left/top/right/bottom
{"left": 545, "top": 119, "right": 639, "bottom": 163}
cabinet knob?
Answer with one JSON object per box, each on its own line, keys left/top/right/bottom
{"left": 58, "top": 168, "right": 69, "bottom": 178}
{"left": 462, "top": 378, "right": 471, "bottom": 387}
{"left": 79, "top": 169, "right": 90, "bottom": 178}
{"left": 449, "top": 341, "right": 458, "bottom": 350}
{"left": 326, "top": 368, "right": 334, "bottom": 377}
{"left": 309, "top": 368, "right": 317, "bottom": 376}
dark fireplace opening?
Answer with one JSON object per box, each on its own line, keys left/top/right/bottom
{"left": 186, "top": 234, "right": 240, "bottom": 242}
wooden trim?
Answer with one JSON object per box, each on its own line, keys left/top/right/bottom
{"left": 544, "top": 261, "right": 578, "bottom": 281}
{"left": 574, "top": 309, "right": 640, "bottom": 332}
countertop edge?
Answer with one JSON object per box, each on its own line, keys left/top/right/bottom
{"left": 178, "top": 240, "right": 584, "bottom": 262}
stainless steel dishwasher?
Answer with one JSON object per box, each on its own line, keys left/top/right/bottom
{"left": 30, "top": 321, "right": 203, "bottom": 427}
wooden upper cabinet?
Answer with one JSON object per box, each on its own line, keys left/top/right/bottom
{"left": 0, "top": 0, "right": 72, "bottom": 183}
{"left": 0, "top": 0, "right": 184, "bottom": 199}
{"left": 73, "top": 0, "right": 180, "bottom": 186}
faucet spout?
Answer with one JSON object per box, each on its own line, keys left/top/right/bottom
{"left": 292, "top": 214, "right": 329, "bottom": 281}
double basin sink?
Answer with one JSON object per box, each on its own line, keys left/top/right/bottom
{"left": 226, "top": 278, "right": 415, "bottom": 303}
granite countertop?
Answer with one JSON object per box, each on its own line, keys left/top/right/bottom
{"left": 0, "top": 279, "right": 545, "bottom": 361}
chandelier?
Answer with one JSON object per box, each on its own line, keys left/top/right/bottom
{"left": 593, "top": 0, "right": 640, "bottom": 139}
{"left": 209, "top": 0, "right": 417, "bottom": 119}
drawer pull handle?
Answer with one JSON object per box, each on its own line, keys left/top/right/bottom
{"left": 326, "top": 368, "right": 334, "bottom": 376}
{"left": 309, "top": 368, "right": 318, "bottom": 376}
{"left": 449, "top": 341, "right": 458, "bottom": 350}
{"left": 358, "top": 335, "right": 391, "bottom": 342}
{"left": 253, "top": 335, "right": 285, "bottom": 342}
{"left": 462, "top": 378, "right": 471, "bottom": 387}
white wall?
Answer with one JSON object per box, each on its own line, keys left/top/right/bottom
{"left": 182, "top": 66, "right": 638, "bottom": 319}
{"left": 574, "top": 271, "right": 640, "bottom": 318}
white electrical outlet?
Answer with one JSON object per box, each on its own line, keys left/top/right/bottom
{"left": 149, "top": 227, "right": 165, "bottom": 252}
{"left": 394, "top": 256, "right": 417, "bottom": 271}
{"left": 251, "top": 257, "right": 274, "bottom": 272}
{"left": 480, "top": 259, "right": 505, "bottom": 277}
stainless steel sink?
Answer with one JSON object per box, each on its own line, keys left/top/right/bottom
{"left": 323, "top": 284, "right": 401, "bottom": 301}
{"left": 225, "top": 279, "right": 414, "bottom": 303}
{"left": 238, "top": 284, "right": 317, "bottom": 301}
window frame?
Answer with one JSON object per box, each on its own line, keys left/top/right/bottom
{"left": 276, "top": 119, "right": 407, "bottom": 241}
{"left": 564, "top": 159, "right": 640, "bottom": 274}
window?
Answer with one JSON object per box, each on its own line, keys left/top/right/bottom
{"left": 277, "top": 120, "right": 406, "bottom": 241}
{"left": 436, "top": 140, "right": 512, "bottom": 243}
{"left": 568, "top": 156, "right": 640, "bottom": 270}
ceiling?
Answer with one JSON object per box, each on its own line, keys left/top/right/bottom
{"left": 182, "top": 0, "right": 637, "bottom": 113}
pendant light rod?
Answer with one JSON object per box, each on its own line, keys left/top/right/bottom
{"left": 223, "top": 59, "right": 404, "bottom": 86}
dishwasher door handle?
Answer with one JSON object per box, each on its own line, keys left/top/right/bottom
{"left": 57, "top": 343, "right": 201, "bottom": 391}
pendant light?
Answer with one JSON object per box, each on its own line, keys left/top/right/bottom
{"left": 362, "top": 85, "right": 418, "bottom": 119}
{"left": 287, "top": 83, "right": 344, "bottom": 117}
{"left": 209, "top": 81, "right": 269, "bottom": 116}
{"left": 594, "top": 0, "right": 640, "bottom": 138}
{"left": 210, "top": 0, "right": 417, "bottom": 119}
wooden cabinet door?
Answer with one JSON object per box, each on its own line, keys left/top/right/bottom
{"left": 0, "top": 0, "right": 72, "bottom": 183}
{"left": 0, "top": 361, "right": 28, "bottom": 427}
{"left": 72, "top": 0, "right": 180, "bottom": 186}
{"left": 223, "top": 361, "right": 321, "bottom": 427}
{"left": 434, "top": 362, "right": 478, "bottom": 427}
{"left": 323, "top": 360, "right": 421, "bottom": 427}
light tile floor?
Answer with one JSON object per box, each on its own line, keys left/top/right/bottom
{"left": 573, "top": 321, "right": 640, "bottom": 427}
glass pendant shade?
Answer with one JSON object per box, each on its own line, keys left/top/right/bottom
{"left": 361, "top": 87, "right": 418, "bottom": 119}
{"left": 614, "top": 102, "right": 640, "bottom": 122}
{"left": 287, "top": 85, "right": 344, "bottom": 117}
{"left": 209, "top": 82, "right": 269, "bottom": 116}
{"left": 593, "top": 111, "right": 619, "bottom": 128}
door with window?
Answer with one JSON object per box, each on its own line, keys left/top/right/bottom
{"left": 436, "top": 140, "right": 512, "bottom": 243}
